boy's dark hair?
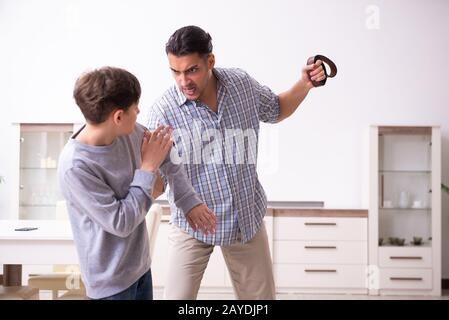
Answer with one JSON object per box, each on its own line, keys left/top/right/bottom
{"left": 73, "top": 67, "right": 141, "bottom": 124}
{"left": 165, "top": 25, "right": 213, "bottom": 58}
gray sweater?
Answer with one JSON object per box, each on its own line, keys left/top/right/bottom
{"left": 58, "top": 123, "right": 202, "bottom": 299}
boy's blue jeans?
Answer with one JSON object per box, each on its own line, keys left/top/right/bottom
{"left": 98, "top": 269, "right": 153, "bottom": 300}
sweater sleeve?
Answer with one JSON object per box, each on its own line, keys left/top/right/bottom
{"left": 159, "top": 147, "right": 203, "bottom": 216}
{"left": 63, "top": 167, "right": 155, "bottom": 238}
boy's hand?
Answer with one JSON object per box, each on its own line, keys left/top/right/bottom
{"left": 186, "top": 204, "right": 216, "bottom": 236}
{"left": 151, "top": 172, "right": 165, "bottom": 199}
{"left": 141, "top": 125, "right": 173, "bottom": 173}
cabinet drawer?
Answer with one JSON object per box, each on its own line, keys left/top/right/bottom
{"left": 274, "top": 264, "right": 367, "bottom": 288}
{"left": 379, "top": 247, "right": 432, "bottom": 268}
{"left": 274, "top": 217, "right": 367, "bottom": 241}
{"left": 380, "top": 268, "right": 432, "bottom": 290}
{"left": 274, "top": 240, "right": 367, "bottom": 264}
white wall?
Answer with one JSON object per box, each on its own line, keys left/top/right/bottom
{"left": 1, "top": 0, "right": 448, "bottom": 276}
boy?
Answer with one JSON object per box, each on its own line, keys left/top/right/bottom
{"left": 58, "top": 66, "right": 216, "bottom": 300}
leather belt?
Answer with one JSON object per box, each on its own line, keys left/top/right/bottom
{"left": 307, "top": 55, "right": 337, "bottom": 87}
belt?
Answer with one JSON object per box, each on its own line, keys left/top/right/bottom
{"left": 307, "top": 55, "right": 337, "bottom": 87}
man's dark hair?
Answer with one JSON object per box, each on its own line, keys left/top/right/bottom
{"left": 73, "top": 67, "right": 141, "bottom": 124}
{"left": 165, "top": 25, "right": 213, "bottom": 57}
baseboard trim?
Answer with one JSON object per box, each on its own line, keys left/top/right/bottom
{"left": 443, "top": 279, "right": 449, "bottom": 290}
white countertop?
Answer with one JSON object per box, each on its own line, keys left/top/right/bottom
{"left": 0, "top": 220, "right": 73, "bottom": 240}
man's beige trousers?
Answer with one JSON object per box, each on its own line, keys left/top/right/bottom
{"left": 164, "top": 223, "right": 276, "bottom": 300}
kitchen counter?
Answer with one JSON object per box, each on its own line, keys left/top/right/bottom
{"left": 154, "top": 200, "right": 368, "bottom": 218}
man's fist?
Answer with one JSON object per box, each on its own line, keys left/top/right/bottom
{"left": 301, "top": 60, "right": 326, "bottom": 90}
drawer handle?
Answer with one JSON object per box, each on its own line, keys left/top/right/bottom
{"left": 305, "top": 269, "right": 337, "bottom": 273}
{"left": 390, "top": 256, "right": 423, "bottom": 260}
{"left": 304, "top": 222, "right": 337, "bottom": 226}
{"left": 390, "top": 277, "right": 423, "bottom": 281}
{"left": 304, "top": 246, "right": 337, "bottom": 249}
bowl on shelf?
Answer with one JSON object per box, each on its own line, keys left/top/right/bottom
{"left": 412, "top": 236, "right": 423, "bottom": 246}
{"left": 383, "top": 200, "right": 393, "bottom": 208}
{"left": 388, "top": 237, "right": 396, "bottom": 245}
{"left": 388, "top": 237, "right": 406, "bottom": 246}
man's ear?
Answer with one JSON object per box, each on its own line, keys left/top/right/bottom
{"left": 207, "top": 53, "right": 215, "bottom": 70}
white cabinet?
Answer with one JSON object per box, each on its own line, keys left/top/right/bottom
{"left": 369, "top": 126, "right": 441, "bottom": 296}
{"left": 11, "top": 123, "right": 81, "bottom": 220}
{"left": 273, "top": 215, "right": 368, "bottom": 294}
{"left": 152, "top": 210, "right": 369, "bottom": 295}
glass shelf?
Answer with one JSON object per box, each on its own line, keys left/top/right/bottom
{"left": 379, "top": 207, "right": 431, "bottom": 211}
{"left": 379, "top": 243, "right": 432, "bottom": 248}
{"left": 20, "top": 204, "right": 57, "bottom": 207}
{"left": 20, "top": 167, "right": 58, "bottom": 170}
{"left": 379, "top": 170, "right": 430, "bottom": 174}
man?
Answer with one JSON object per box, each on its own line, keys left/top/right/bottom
{"left": 58, "top": 66, "right": 214, "bottom": 299}
{"left": 147, "top": 26, "right": 325, "bottom": 299}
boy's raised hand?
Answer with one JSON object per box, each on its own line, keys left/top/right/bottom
{"left": 141, "top": 125, "right": 173, "bottom": 173}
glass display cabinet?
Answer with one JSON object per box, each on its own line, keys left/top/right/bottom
{"left": 17, "top": 124, "right": 76, "bottom": 220}
{"left": 369, "top": 126, "right": 441, "bottom": 296}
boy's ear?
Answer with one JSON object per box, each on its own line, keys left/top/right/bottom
{"left": 112, "top": 108, "right": 124, "bottom": 125}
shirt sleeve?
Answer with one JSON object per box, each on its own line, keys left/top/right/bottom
{"left": 63, "top": 167, "right": 155, "bottom": 238}
{"left": 147, "top": 105, "right": 169, "bottom": 130}
{"left": 159, "top": 144, "right": 203, "bottom": 216}
{"left": 246, "top": 71, "right": 281, "bottom": 123}
{"left": 147, "top": 104, "right": 203, "bottom": 215}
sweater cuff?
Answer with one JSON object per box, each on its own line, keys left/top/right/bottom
{"left": 177, "top": 193, "right": 203, "bottom": 216}
{"left": 130, "top": 169, "right": 156, "bottom": 199}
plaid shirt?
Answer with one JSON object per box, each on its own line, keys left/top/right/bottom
{"left": 147, "top": 68, "right": 280, "bottom": 245}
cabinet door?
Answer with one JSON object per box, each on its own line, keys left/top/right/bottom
{"left": 377, "top": 129, "right": 433, "bottom": 249}
{"left": 379, "top": 247, "right": 432, "bottom": 268}
{"left": 274, "top": 264, "right": 367, "bottom": 288}
{"left": 274, "top": 240, "right": 367, "bottom": 264}
{"left": 369, "top": 126, "right": 441, "bottom": 296}
{"left": 274, "top": 217, "right": 367, "bottom": 241}
{"left": 18, "top": 123, "right": 76, "bottom": 220}
{"left": 151, "top": 221, "right": 169, "bottom": 287}
{"left": 380, "top": 268, "right": 432, "bottom": 290}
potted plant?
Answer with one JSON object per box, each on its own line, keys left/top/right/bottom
{"left": 442, "top": 183, "right": 449, "bottom": 194}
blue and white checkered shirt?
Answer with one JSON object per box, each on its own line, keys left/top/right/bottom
{"left": 147, "top": 68, "right": 280, "bottom": 245}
